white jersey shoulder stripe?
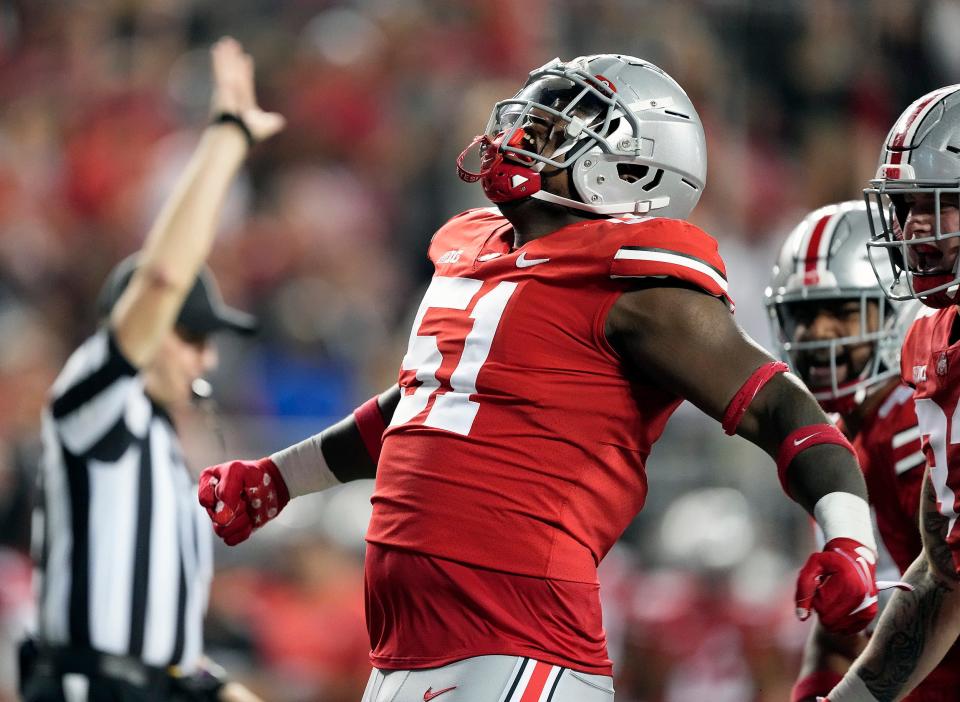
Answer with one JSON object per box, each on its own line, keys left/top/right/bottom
{"left": 878, "top": 384, "right": 915, "bottom": 419}
{"left": 613, "top": 248, "right": 728, "bottom": 292}
{"left": 894, "top": 450, "right": 926, "bottom": 475}
{"left": 891, "top": 425, "right": 922, "bottom": 450}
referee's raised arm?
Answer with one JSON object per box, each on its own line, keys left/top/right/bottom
{"left": 110, "top": 37, "right": 283, "bottom": 369}
{"left": 23, "top": 37, "right": 281, "bottom": 702}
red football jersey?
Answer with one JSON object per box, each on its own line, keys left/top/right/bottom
{"left": 900, "top": 307, "right": 960, "bottom": 570}
{"left": 364, "top": 208, "right": 732, "bottom": 672}
{"left": 897, "top": 308, "right": 960, "bottom": 699}
{"left": 855, "top": 383, "right": 924, "bottom": 575}
{"left": 368, "top": 208, "right": 733, "bottom": 582}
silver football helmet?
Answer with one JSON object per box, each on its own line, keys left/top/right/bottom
{"left": 765, "top": 201, "right": 917, "bottom": 411}
{"left": 483, "top": 54, "right": 707, "bottom": 218}
{"left": 865, "top": 85, "right": 960, "bottom": 308}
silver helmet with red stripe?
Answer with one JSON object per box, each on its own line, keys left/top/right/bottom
{"left": 765, "top": 201, "right": 913, "bottom": 412}
{"left": 457, "top": 54, "right": 706, "bottom": 218}
{"left": 866, "top": 84, "right": 960, "bottom": 307}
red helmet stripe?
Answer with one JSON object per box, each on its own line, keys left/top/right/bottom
{"left": 889, "top": 86, "right": 960, "bottom": 150}
{"left": 804, "top": 213, "right": 832, "bottom": 274}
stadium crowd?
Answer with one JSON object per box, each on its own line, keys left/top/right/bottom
{"left": 1, "top": 1, "right": 959, "bottom": 700}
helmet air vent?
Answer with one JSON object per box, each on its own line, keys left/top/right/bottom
{"left": 641, "top": 169, "right": 664, "bottom": 191}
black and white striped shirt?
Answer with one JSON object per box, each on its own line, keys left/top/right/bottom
{"left": 33, "top": 329, "right": 213, "bottom": 673}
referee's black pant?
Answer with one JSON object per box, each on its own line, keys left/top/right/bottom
{"left": 22, "top": 671, "right": 172, "bottom": 702}
{"left": 19, "top": 641, "right": 210, "bottom": 702}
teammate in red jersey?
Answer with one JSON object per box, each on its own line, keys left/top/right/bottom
{"left": 824, "top": 86, "right": 960, "bottom": 702}
{"left": 200, "top": 55, "right": 880, "bottom": 701}
{"left": 765, "top": 200, "right": 959, "bottom": 702}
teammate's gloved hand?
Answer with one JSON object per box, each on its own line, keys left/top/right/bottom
{"left": 198, "top": 458, "right": 289, "bottom": 545}
{"left": 795, "top": 537, "right": 878, "bottom": 635}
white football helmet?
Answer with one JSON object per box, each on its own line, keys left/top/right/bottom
{"left": 865, "top": 85, "right": 960, "bottom": 308}
{"left": 765, "top": 201, "right": 918, "bottom": 412}
{"left": 477, "top": 54, "right": 707, "bottom": 218}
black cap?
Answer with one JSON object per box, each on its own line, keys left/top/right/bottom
{"left": 96, "top": 255, "right": 258, "bottom": 336}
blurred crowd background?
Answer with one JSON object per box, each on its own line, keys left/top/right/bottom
{"left": 0, "top": 1, "right": 957, "bottom": 700}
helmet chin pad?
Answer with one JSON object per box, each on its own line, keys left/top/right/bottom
{"left": 912, "top": 272, "right": 960, "bottom": 308}
{"left": 457, "top": 131, "right": 542, "bottom": 204}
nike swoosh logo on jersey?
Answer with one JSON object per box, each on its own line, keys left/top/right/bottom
{"left": 793, "top": 432, "right": 823, "bottom": 446}
{"left": 424, "top": 686, "right": 457, "bottom": 701}
{"left": 516, "top": 252, "right": 550, "bottom": 268}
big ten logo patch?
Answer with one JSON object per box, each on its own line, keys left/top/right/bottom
{"left": 438, "top": 249, "right": 463, "bottom": 264}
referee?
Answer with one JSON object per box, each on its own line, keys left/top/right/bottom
{"left": 21, "top": 38, "right": 283, "bottom": 702}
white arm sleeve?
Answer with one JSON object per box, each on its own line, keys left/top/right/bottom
{"left": 814, "top": 491, "right": 878, "bottom": 552}
{"left": 270, "top": 433, "right": 341, "bottom": 498}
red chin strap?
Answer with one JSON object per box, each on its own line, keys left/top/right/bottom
{"left": 456, "top": 130, "right": 542, "bottom": 203}
{"left": 912, "top": 272, "right": 959, "bottom": 309}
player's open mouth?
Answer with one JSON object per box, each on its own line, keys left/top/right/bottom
{"left": 803, "top": 353, "right": 850, "bottom": 387}
{"left": 910, "top": 243, "right": 951, "bottom": 274}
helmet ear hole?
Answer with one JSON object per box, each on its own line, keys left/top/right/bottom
{"left": 614, "top": 164, "right": 664, "bottom": 192}
{"left": 616, "top": 164, "right": 649, "bottom": 183}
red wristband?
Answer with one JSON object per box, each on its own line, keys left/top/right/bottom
{"left": 776, "top": 423, "right": 855, "bottom": 496}
{"left": 791, "top": 670, "right": 843, "bottom": 702}
{"left": 354, "top": 395, "right": 387, "bottom": 464}
{"left": 722, "top": 361, "right": 789, "bottom": 435}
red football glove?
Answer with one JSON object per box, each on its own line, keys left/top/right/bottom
{"left": 795, "top": 537, "right": 878, "bottom": 635}
{"left": 197, "top": 458, "right": 290, "bottom": 545}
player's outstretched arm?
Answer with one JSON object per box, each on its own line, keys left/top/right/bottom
{"left": 824, "top": 475, "right": 960, "bottom": 702}
{"left": 198, "top": 385, "right": 400, "bottom": 545}
{"left": 111, "top": 37, "right": 284, "bottom": 368}
{"left": 606, "top": 284, "right": 879, "bottom": 635}
{"left": 605, "top": 284, "right": 867, "bottom": 506}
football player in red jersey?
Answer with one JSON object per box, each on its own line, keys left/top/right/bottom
{"left": 199, "top": 55, "right": 881, "bottom": 701}
{"left": 823, "top": 86, "right": 960, "bottom": 702}
{"left": 766, "top": 200, "right": 959, "bottom": 702}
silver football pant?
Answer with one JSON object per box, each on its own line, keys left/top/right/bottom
{"left": 360, "top": 655, "right": 614, "bottom": 702}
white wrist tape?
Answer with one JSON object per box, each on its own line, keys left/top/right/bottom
{"left": 270, "top": 433, "right": 341, "bottom": 498}
{"left": 827, "top": 672, "right": 879, "bottom": 702}
{"left": 814, "top": 492, "right": 877, "bottom": 552}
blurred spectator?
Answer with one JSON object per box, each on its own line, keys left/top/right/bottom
{"left": 0, "top": 1, "right": 953, "bottom": 699}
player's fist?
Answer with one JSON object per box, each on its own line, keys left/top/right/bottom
{"left": 795, "top": 537, "right": 877, "bottom": 635}
{"left": 198, "top": 458, "right": 289, "bottom": 545}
